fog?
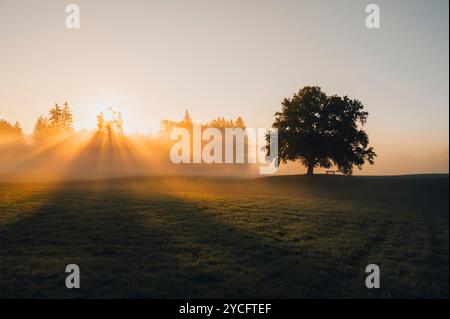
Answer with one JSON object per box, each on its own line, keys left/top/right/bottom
{"left": 0, "top": 130, "right": 260, "bottom": 183}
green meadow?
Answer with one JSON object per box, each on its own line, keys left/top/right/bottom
{"left": 0, "top": 174, "right": 448, "bottom": 298}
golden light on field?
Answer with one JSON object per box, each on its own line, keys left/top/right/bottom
{"left": 0, "top": 1, "right": 448, "bottom": 176}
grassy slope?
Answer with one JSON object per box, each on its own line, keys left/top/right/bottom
{"left": 0, "top": 174, "right": 448, "bottom": 298}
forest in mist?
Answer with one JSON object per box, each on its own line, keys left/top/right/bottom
{"left": 0, "top": 103, "right": 257, "bottom": 182}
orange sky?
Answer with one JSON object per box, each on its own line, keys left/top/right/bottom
{"left": 0, "top": 0, "right": 448, "bottom": 175}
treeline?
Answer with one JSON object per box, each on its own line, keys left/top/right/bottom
{"left": 161, "top": 110, "right": 246, "bottom": 134}
{"left": 0, "top": 102, "right": 76, "bottom": 144}
{"left": 0, "top": 119, "right": 23, "bottom": 140}
{"left": 1, "top": 104, "right": 247, "bottom": 143}
{"left": 0, "top": 103, "right": 253, "bottom": 180}
{"left": 33, "top": 102, "right": 74, "bottom": 142}
{"left": 97, "top": 107, "right": 124, "bottom": 134}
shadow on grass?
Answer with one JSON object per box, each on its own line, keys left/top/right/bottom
{"left": 0, "top": 181, "right": 374, "bottom": 298}
{"left": 0, "top": 182, "right": 187, "bottom": 298}
{"left": 0, "top": 177, "right": 448, "bottom": 298}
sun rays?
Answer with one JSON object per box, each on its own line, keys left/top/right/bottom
{"left": 0, "top": 104, "right": 260, "bottom": 183}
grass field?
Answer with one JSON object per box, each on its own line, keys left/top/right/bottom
{"left": 0, "top": 174, "right": 448, "bottom": 298}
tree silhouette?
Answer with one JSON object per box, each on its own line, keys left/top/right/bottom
{"left": 268, "top": 86, "right": 376, "bottom": 175}
{"left": 161, "top": 109, "right": 193, "bottom": 134}
{"left": 160, "top": 111, "right": 249, "bottom": 163}
{"left": 96, "top": 107, "right": 124, "bottom": 134}
{"left": 234, "top": 116, "right": 246, "bottom": 129}
{"left": 13, "top": 121, "right": 23, "bottom": 136}
{"left": 33, "top": 115, "right": 51, "bottom": 142}
{"left": 62, "top": 101, "right": 74, "bottom": 132}
{"left": 161, "top": 111, "right": 247, "bottom": 133}
{"left": 116, "top": 111, "right": 124, "bottom": 133}
{"left": 97, "top": 111, "right": 105, "bottom": 131}
{"left": 0, "top": 119, "right": 23, "bottom": 141}
{"left": 33, "top": 102, "right": 74, "bottom": 141}
{"left": 48, "top": 103, "right": 63, "bottom": 130}
{"left": 183, "top": 109, "right": 193, "bottom": 127}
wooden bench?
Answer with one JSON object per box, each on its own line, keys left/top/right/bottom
{"left": 326, "top": 170, "right": 336, "bottom": 175}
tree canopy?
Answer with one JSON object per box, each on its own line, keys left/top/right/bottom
{"left": 33, "top": 102, "right": 74, "bottom": 142}
{"left": 268, "top": 86, "right": 376, "bottom": 175}
{"left": 96, "top": 107, "right": 124, "bottom": 134}
{"left": 0, "top": 119, "right": 23, "bottom": 141}
{"left": 161, "top": 110, "right": 246, "bottom": 134}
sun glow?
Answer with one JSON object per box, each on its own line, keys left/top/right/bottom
{"left": 74, "top": 103, "right": 160, "bottom": 136}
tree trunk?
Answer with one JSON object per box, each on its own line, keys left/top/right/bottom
{"left": 306, "top": 163, "right": 314, "bottom": 175}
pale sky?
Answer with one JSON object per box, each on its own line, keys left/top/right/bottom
{"left": 0, "top": 0, "right": 448, "bottom": 174}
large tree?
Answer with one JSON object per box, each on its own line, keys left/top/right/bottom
{"left": 269, "top": 86, "right": 376, "bottom": 175}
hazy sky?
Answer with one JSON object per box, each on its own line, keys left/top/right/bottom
{"left": 0, "top": 0, "right": 448, "bottom": 174}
